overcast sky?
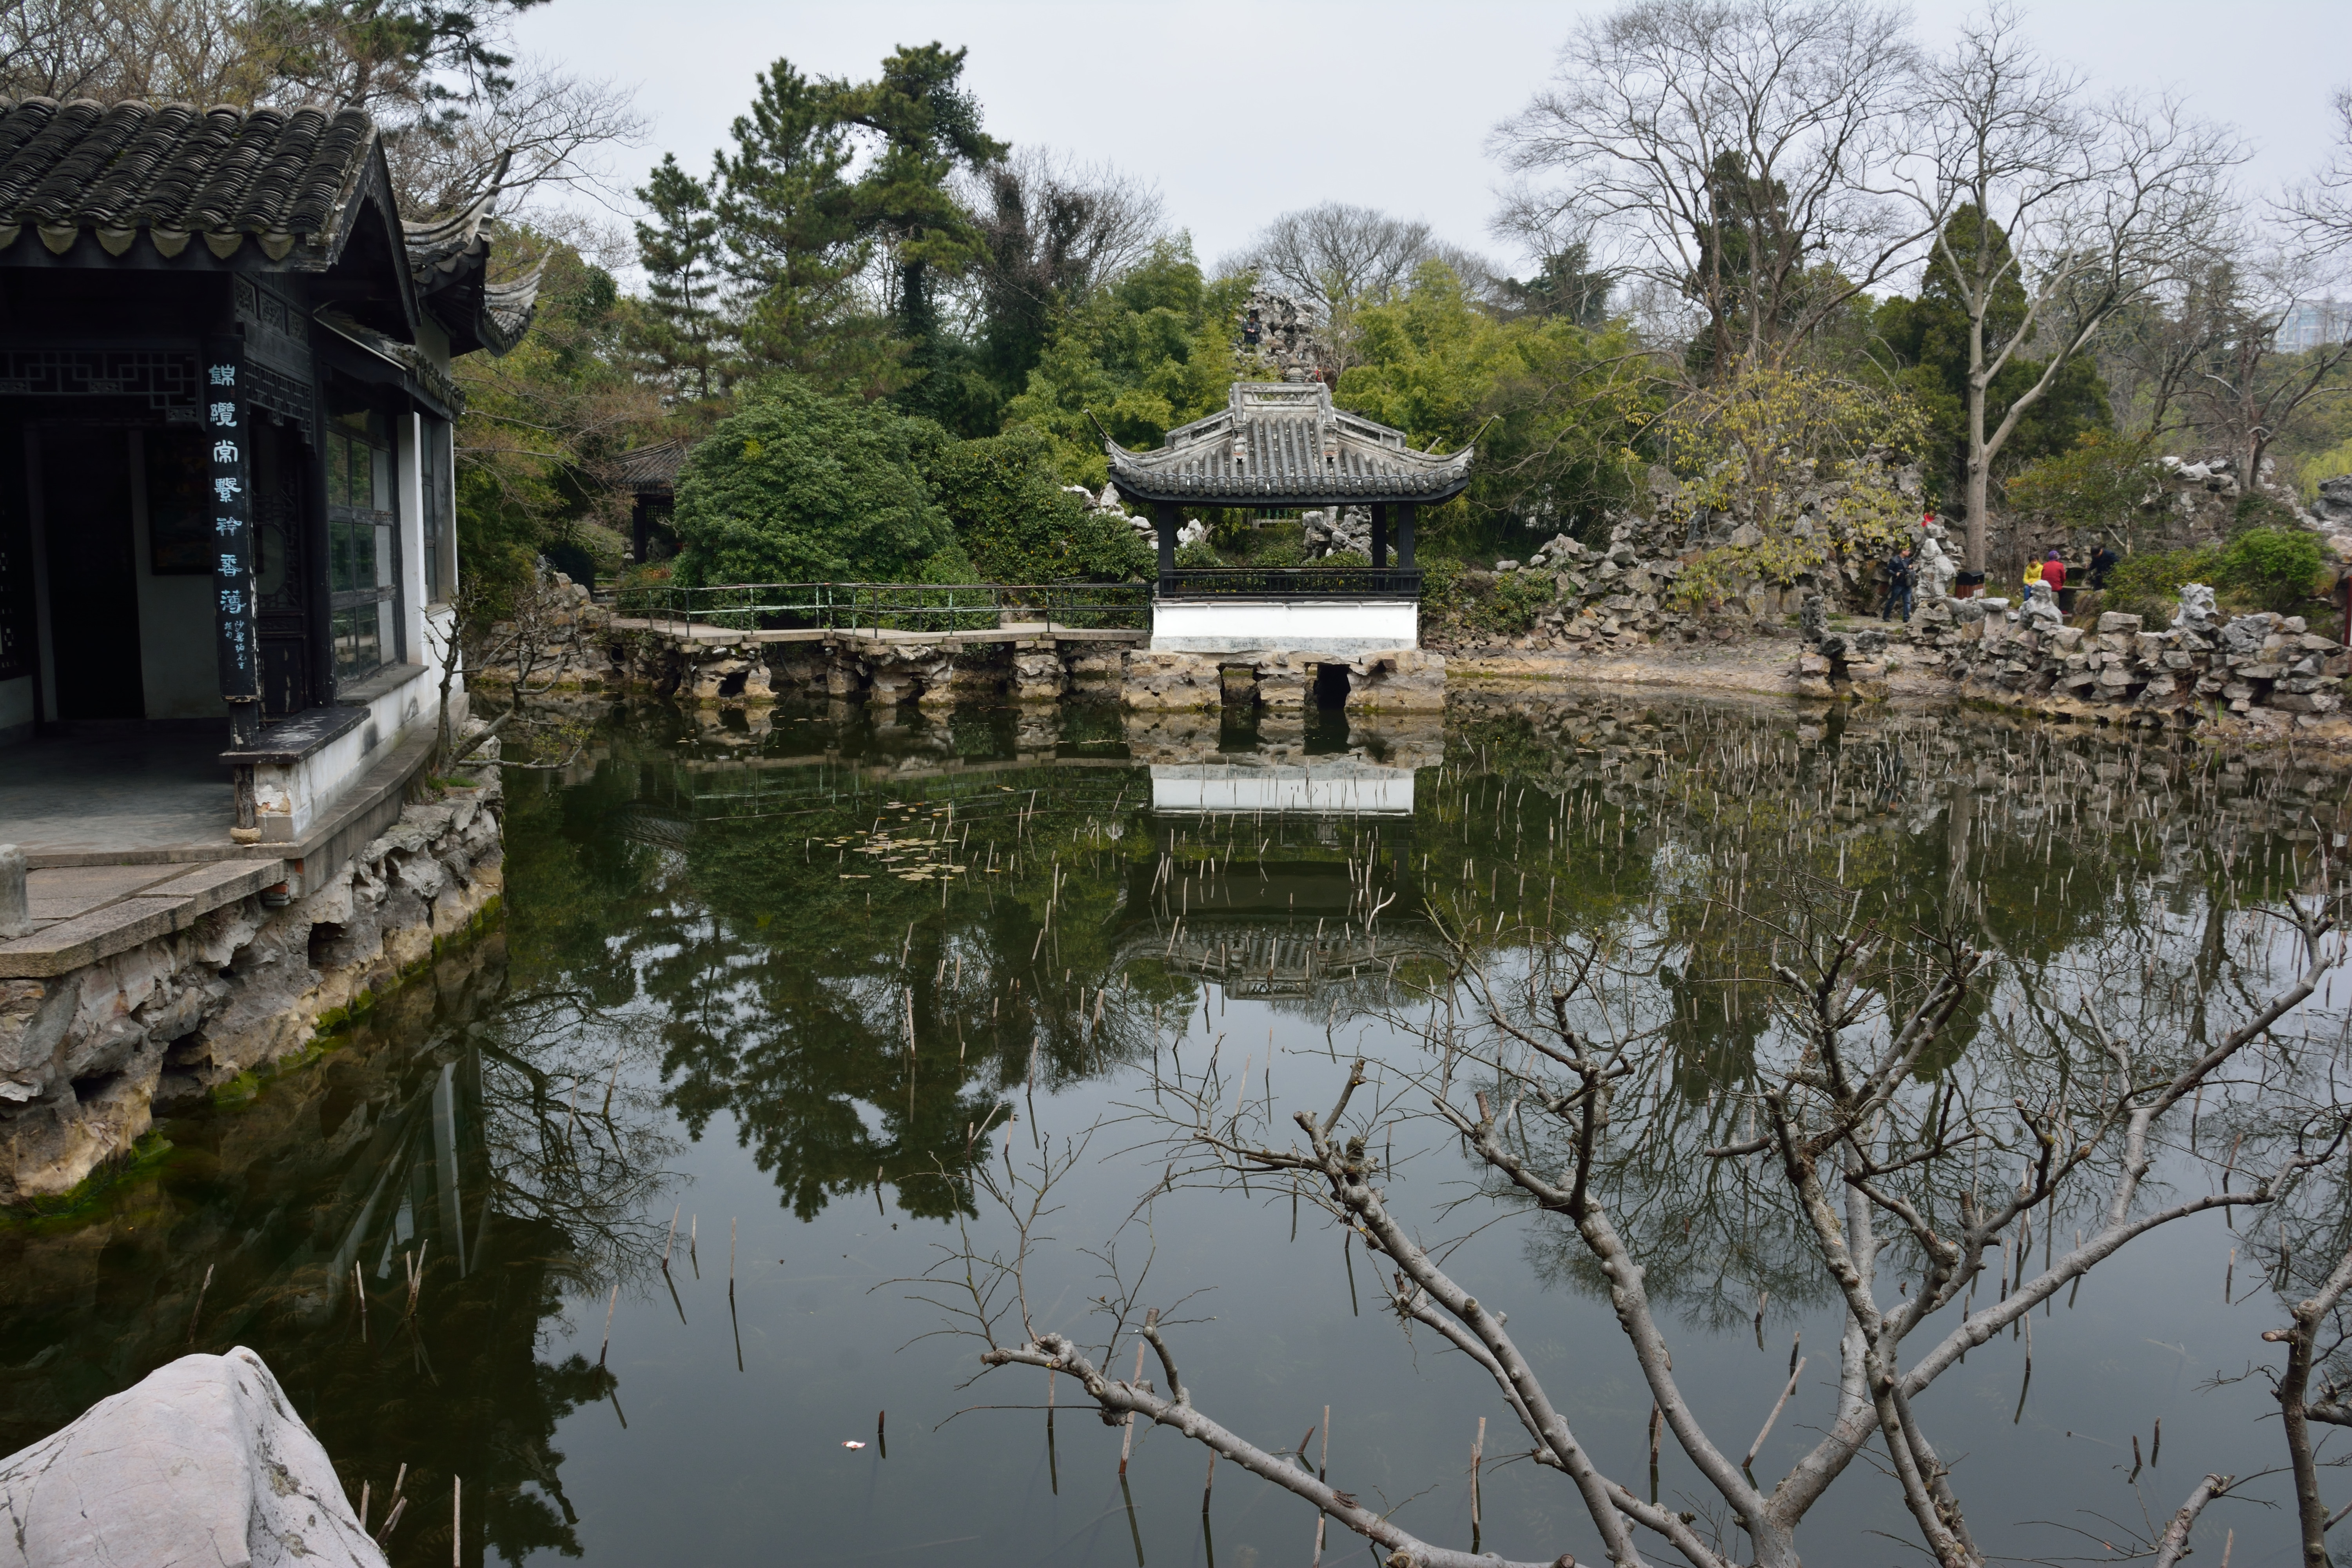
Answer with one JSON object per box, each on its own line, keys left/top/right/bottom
{"left": 512, "top": 0, "right": 2347, "bottom": 279}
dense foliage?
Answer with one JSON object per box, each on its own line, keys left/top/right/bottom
{"left": 2097, "top": 526, "right": 2325, "bottom": 622}
{"left": 1336, "top": 260, "right": 1653, "bottom": 537}
{"left": 453, "top": 236, "right": 663, "bottom": 605}
{"left": 1000, "top": 243, "right": 1249, "bottom": 483}
{"left": 418, "top": 22, "right": 2345, "bottom": 599}
{"left": 922, "top": 426, "right": 1151, "bottom": 583}
{"left": 2004, "top": 432, "right": 2164, "bottom": 539}
{"left": 1663, "top": 366, "right": 1927, "bottom": 607}
{"left": 670, "top": 378, "right": 956, "bottom": 584}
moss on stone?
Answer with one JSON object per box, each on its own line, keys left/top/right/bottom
{"left": 0, "top": 1132, "right": 177, "bottom": 1231}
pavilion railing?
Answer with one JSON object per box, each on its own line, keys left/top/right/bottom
{"left": 606, "top": 581, "right": 1152, "bottom": 636}
{"left": 1156, "top": 566, "right": 1424, "bottom": 598}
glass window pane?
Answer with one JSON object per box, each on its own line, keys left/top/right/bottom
{"left": 372, "top": 444, "right": 393, "bottom": 513}
{"left": 327, "top": 520, "right": 350, "bottom": 593}
{"left": 373, "top": 523, "right": 393, "bottom": 588}
{"left": 332, "top": 604, "right": 381, "bottom": 682}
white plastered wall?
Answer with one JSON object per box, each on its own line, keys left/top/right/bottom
{"left": 1149, "top": 597, "right": 1419, "bottom": 654}
{"left": 127, "top": 428, "right": 229, "bottom": 719}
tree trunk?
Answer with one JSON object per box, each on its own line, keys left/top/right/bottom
{"left": 1965, "top": 368, "right": 1991, "bottom": 575}
{"left": 2280, "top": 1316, "right": 2332, "bottom": 1568}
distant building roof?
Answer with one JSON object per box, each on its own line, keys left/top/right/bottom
{"left": 1105, "top": 382, "right": 1473, "bottom": 506}
{"left": 0, "top": 96, "right": 540, "bottom": 355}
{"left": 619, "top": 438, "right": 688, "bottom": 495}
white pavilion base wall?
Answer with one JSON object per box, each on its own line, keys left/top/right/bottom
{"left": 1149, "top": 598, "right": 1418, "bottom": 654}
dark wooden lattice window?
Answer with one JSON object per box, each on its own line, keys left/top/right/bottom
{"left": 420, "top": 416, "right": 454, "bottom": 603}
{"left": 326, "top": 409, "right": 401, "bottom": 682}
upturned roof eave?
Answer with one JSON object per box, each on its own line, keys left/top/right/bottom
{"left": 1103, "top": 436, "right": 1475, "bottom": 508}
{"left": 1105, "top": 472, "right": 1475, "bottom": 508}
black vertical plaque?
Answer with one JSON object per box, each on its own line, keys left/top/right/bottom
{"left": 205, "top": 333, "right": 260, "bottom": 742}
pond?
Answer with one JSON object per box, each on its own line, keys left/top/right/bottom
{"left": 3, "top": 690, "right": 2348, "bottom": 1568}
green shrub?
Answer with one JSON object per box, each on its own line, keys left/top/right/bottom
{"left": 1174, "top": 539, "right": 1223, "bottom": 568}
{"left": 2231, "top": 492, "right": 2304, "bottom": 534}
{"left": 923, "top": 425, "right": 1152, "bottom": 583}
{"left": 2005, "top": 430, "right": 2161, "bottom": 534}
{"left": 1480, "top": 568, "right": 1560, "bottom": 633}
{"left": 2102, "top": 546, "right": 2218, "bottom": 624}
{"left": 1245, "top": 538, "right": 1308, "bottom": 568}
{"left": 1422, "top": 557, "right": 1558, "bottom": 637}
{"left": 2215, "top": 526, "right": 2325, "bottom": 613}
{"left": 673, "top": 376, "right": 953, "bottom": 584}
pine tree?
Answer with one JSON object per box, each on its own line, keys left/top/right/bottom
{"left": 631, "top": 152, "right": 730, "bottom": 403}
{"left": 835, "top": 43, "right": 1006, "bottom": 425}
{"left": 713, "top": 58, "right": 873, "bottom": 386}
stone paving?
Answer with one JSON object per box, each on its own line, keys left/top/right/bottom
{"left": 0, "top": 723, "right": 231, "bottom": 859}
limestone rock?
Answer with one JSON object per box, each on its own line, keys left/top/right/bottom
{"left": 2220, "top": 613, "right": 2283, "bottom": 657}
{"left": 2171, "top": 582, "right": 2218, "bottom": 635}
{"left": 2020, "top": 580, "right": 2063, "bottom": 634}
{"left": 0, "top": 1346, "right": 385, "bottom": 1568}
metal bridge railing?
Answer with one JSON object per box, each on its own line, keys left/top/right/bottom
{"left": 1157, "top": 566, "right": 1424, "bottom": 598}
{"left": 606, "top": 581, "right": 1152, "bottom": 636}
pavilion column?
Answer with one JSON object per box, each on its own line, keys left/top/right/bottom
{"left": 1369, "top": 503, "right": 1388, "bottom": 569}
{"left": 1153, "top": 502, "right": 1178, "bottom": 584}
{"left": 204, "top": 334, "right": 261, "bottom": 754}
{"left": 1396, "top": 503, "right": 1416, "bottom": 568}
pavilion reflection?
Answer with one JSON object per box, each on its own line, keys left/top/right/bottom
{"left": 1116, "top": 710, "right": 1444, "bottom": 1000}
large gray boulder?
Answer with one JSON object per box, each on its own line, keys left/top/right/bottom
{"left": 0, "top": 1346, "right": 386, "bottom": 1568}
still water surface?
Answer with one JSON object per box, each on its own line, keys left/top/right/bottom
{"left": 2, "top": 692, "right": 2347, "bottom": 1567}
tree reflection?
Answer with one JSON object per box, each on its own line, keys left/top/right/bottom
{"left": 0, "top": 917, "right": 682, "bottom": 1565}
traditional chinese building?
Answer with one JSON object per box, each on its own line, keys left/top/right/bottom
{"left": 1105, "top": 381, "right": 1472, "bottom": 657}
{"left": 0, "top": 96, "right": 535, "bottom": 847}
{"left": 618, "top": 437, "right": 686, "bottom": 565}
{"left": 0, "top": 97, "right": 535, "bottom": 1201}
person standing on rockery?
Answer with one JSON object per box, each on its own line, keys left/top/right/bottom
{"left": 1881, "top": 546, "right": 1914, "bottom": 622}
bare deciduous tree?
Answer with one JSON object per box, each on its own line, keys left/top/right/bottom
{"left": 1225, "top": 202, "right": 1457, "bottom": 367}
{"left": 427, "top": 561, "right": 593, "bottom": 774}
{"left": 2267, "top": 1242, "right": 2352, "bottom": 1568}
{"left": 1900, "top": 6, "right": 2241, "bottom": 570}
{"left": 2170, "top": 245, "right": 2352, "bottom": 486}
{"left": 924, "top": 873, "right": 2347, "bottom": 1568}
{"left": 960, "top": 148, "right": 1166, "bottom": 314}
{"left": 1492, "top": 0, "right": 1928, "bottom": 379}
{"left": 388, "top": 60, "right": 647, "bottom": 223}
{"left": 0, "top": 0, "right": 258, "bottom": 102}
{"left": 2281, "top": 85, "right": 2352, "bottom": 253}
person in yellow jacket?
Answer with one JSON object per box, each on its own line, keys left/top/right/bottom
{"left": 2021, "top": 557, "right": 2043, "bottom": 593}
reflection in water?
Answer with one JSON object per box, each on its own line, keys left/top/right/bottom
{"left": 0, "top": 928, "right": 680, "bottom": 1564}
{"left": 1, "top": 690, "right": 2345, "bottom": 1565}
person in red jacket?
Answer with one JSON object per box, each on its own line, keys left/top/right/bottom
{"left": 2040, "top": 549, "right": 2066, "bottom": 595}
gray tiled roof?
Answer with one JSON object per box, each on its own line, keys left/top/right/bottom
{"left": 1106, "top": 383, "right": 1473, "bottom": 505}
{"left": 0, "top": 98, "right": 373, "bottom": 260}
{"left": 619, "top": 439, "right": 688, "bottom": 492}
{"left": 0, "top": 96, "right": 540, "bottom": 355}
